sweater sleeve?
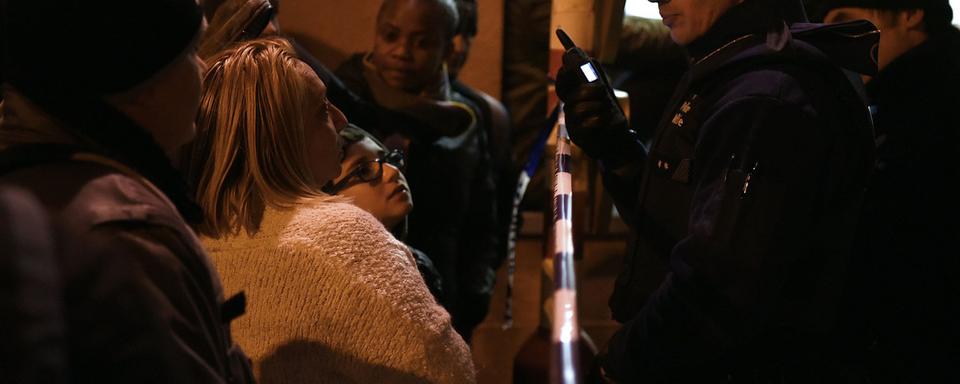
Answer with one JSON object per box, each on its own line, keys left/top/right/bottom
{"left": 266, "top": 203, "right": 476, "bottom": 384}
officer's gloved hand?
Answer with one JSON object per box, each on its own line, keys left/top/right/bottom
{"left": 555, "top": 48, "right": 638, "bottom": 168}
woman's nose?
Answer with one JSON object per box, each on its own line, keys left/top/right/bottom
{"left": 383, "top": 162, "right": 402, "bottom": 183}
{"left": 331, "top": 104, "right": 348, "bottom": 132}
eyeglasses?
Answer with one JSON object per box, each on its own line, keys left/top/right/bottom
{"left": 324, "top": 149, "right": 406, "bottom": 193}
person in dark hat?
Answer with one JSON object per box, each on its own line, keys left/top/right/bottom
{"left": 556, "top": 0, "right": 879, "bottom": 381}
{"left": 820, "top": 1, "right": 960, "bottom": 382}
{"left": 0, "top": 0, "right": 254, "bottom": 382}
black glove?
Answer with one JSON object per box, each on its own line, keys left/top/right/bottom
{"left": 555, "top": 49, "right": 640, "bottom": 168}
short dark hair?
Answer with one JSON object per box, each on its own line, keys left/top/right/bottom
{"left": 816, "top": 0, "right": 954, "bottom": 33}
{"left": 377, "top": 0, "right": 459, "bottom": 39}
{"left": 455, "top": 0, "right": 478, "bottom": 37}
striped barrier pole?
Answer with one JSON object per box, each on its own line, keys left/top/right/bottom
{"left": 551, "top": 108, "right": 580, "bottom": 384}
{"left": 547, "top": 5, "right": 590, "bottom": 379}
{"left": 503, "top": 106, "right": 560, "bottom": 329}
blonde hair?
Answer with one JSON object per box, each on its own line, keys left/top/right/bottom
{"left": 187, "top": 37, "right": 324, "bottom": 238}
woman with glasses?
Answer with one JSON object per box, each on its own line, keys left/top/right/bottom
{"left": 324, "top": 127, "right": 411, "bottom": 227}
{"left": 184, "top": 38, "right": 474, "bottom": 383}
{"left": 326, "top": 125, "right": 445, "bottom": 304}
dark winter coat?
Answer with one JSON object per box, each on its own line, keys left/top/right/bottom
{"left": 0, "top": 92, "right": 254, "bottom": 383}
{"left": 0, "top": 187, "right": 66, "bottom": 383}
{"left": 600, "top": 2, "right": 877, "bottom": 381}
{"left": 451, "top": 79, "right": 516, "bottom": 260}
{"left": 847, "top": 26, "right": 960, "bottom": 383}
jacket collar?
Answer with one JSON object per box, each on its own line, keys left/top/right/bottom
{"left": 684, "top": 0, "right": 783, "bottom": 64}
{"left": 682, "top": 2, "right": 879, "bottom": 86}
{"left": 679, "top": 0, "right": 788, "bottom": 88}
{"left": 0, "top": 86, "right": 203, "bottom": 224}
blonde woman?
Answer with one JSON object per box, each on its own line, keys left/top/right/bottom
{"left": 186, "top": 37, "right": 475, "bottom": 384}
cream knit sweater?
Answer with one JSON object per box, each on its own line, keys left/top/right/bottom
{"left": 203, "top": 201, "right": 476, "bottom": 383}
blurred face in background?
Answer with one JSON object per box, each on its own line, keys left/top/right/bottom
{"left": 824, "top": 7, "right": 926, "bottom": 73}
{"left": 659, "top": 0, "right": 743, "bottom": 45}
{"left": 371, "top": 0, "right": 453, "bottom": 93}
{"left": 333, "top": 137, "right": 413, "bottom": 229}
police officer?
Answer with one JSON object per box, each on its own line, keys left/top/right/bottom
{"left": 556, "top": 0, "right": 878, "bottom": 381}
{"left": 821, "top": 1, "right": 960, "bottom": 381}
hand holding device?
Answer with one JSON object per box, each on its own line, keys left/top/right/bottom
{"left": 556, "top": 29, "right": 601, "bottom": 84}
{"left": 554, "top": 28, "right": 636, "bottom": 167}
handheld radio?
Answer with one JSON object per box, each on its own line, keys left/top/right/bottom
{"left": 556, "top": 28, "right": 600, "bottom": 83}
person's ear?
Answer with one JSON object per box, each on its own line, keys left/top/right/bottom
{"left": 443, "top": 36, "right": 457, "bottom": 60}
{"left": 902, "top": 9, "right": 925, "bottom": 31}
{"left": 451, "top": 35, "right": 466, "bottom": 54}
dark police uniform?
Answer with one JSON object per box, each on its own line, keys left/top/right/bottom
{"left": 580, "top": 1, "right": 878, "bottom": 381}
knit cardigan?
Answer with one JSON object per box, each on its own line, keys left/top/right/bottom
{"left": 203, "top": 201, "right": 476, "bottom": 383}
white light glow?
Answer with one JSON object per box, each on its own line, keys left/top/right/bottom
{"left": 954, "top": 0, "right": 960, "bottom": 26}
{"left": 628, "top": 0, "right": 959, "bottom": 25}
{"left": 624, "top": 0, "right": 661, "bottom": 20}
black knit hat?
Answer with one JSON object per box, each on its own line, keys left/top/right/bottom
{"left": 2, "top": 0, "right": 202, "bottom": 95}
{"left": 0, "top": 0, "right": 206, "bottom": 224}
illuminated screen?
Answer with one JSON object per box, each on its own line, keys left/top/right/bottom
{"left": 580, "top": 63, "right": 600, "bottom": 83}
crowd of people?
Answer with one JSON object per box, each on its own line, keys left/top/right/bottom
{"left": 1, "top": 0, "right": 957, "bottom": 382}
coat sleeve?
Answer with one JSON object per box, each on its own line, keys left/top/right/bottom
{"left": 0, "top": 188, "right": 67, "bottom": 383}
{"left": 602, "top": 95, "right": 845, "bottom": 380}
{"left": 60, "top": 223, "right": 235, "bottom": 383}
{"left": 600, "top": 158, "right": 647, "bottom": 229}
